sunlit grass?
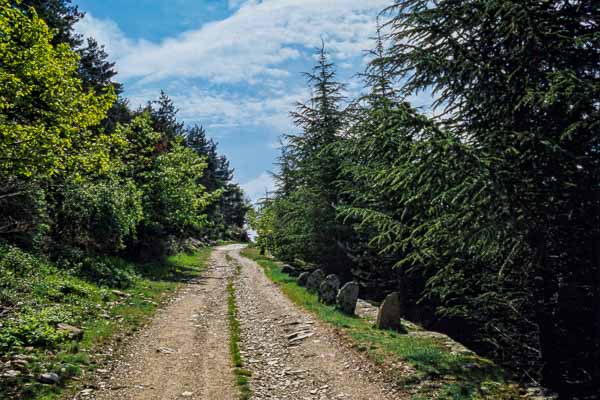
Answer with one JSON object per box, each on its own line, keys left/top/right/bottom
{"left": 241, "top": 247, "right": 522, "bottom": 400}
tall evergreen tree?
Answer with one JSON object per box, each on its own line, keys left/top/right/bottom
{"left": 385, "top": 0, "right": 599, "bottom": 395}
{"left": 78, "top": 37, "right": 122, "bottom": 95}
{"left": 148, "top": 91, "right": 185, "bottom": 149}
{"left": 13, "top": 0, "right": 83, "bottom": 47}
{"left": 271, "top": 45, "right": 349, "bottom": 272}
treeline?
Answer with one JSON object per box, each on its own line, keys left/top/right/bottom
{"left": 249, "top": 1, "right": 599, "bottom": 398}
{"left": 0, "top": 0, "right": 249, "bottom": 279}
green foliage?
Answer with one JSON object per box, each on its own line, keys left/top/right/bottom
{"left": 264, "top": 46, "right": 349, "bottom": 271}
{"left": 185, "top": 124, "right": 249, "bottom": 240}
{"left": 253, "top": 2, "right": 599, "bottom": 397}
{"left": 0, "top": 0, "right": 117, "bottom": 179}
{"left": 0, "top": 243, "right": 211, "bottom": 399}
{"left": 13, "top": 0, "right": 83, "bottom": 47}
{"left": 140, "top": 144, "right": 214, "bottom": 236}
{"left": 58, "top": 178, "right": 143, "bottom": 254}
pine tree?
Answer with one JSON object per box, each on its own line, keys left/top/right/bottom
{"left": 14, "top": 0, "right": 83, "bottom": 47}
{"left": 147, "top": 91, "right": 185, "bottom": 150}
{"left": 385, "top": 0, "right": 600, "bottom": 394}
{"left": 78, "top": 38, "right": 122, "bottom": 95}
{"left": 271, "top": 44, "right": 349, "bottom": 272}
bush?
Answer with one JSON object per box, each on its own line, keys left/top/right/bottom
{"left": 58, "top": 178, "right": 143, "bottom": 254}
{"left": 0, "top": 245, "right": 50, "bottom": 307}
{"left": 58, "top": 248, "right": 136, "bottom": 288}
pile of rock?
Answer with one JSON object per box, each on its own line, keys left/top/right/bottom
{"left": 292, "top": 266, "right": 359, "bottom": 316}
{"left": 283, "top": 263, "right": 407, "bottom": 333}
{"left": 287, "top": 263, "right": 408, "bottom": 333}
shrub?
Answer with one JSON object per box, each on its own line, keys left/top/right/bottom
{"left": 58, "top": 178, "right": 143, "bottom": 254}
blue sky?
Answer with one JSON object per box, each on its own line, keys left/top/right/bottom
{"left": 74, "top": 0, "right": 396, "bottom": 202}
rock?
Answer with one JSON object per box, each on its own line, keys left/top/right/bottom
{"left": 10, "top": 359, "right": 28, "bottom": 369}
{"left": 318, "top": 274, "right": 340, "bottom": 304}
{"left": 305, "top": 269, "right": 326, "bottom": 293}
{"left": 38, "top": 372, "right": 60, "bottom": 384}
{"left": 297, "top": 272, "right": 310, "bottom": 287}
{"left": 111, "top": 289, "right": 129, "bottom": 297}
{"left": 156, "top": 347, "right": 176, "bottom": 354}
{"left": 336, "top": 281, "right": 359, "bottom": 314}
{"left": 3, "top": 370, "right": 21, "bottom": 378}
{"left": 375, "top": 292, "right": 406, "bottom": 332}
{"left": 182, "top": 237, "right": 204, "bottom": 252}
{"left": 281, "top": 264, "right": 299, "bottom": 277}
{"left": 57, "top": 323, "right": 84, "bottom": 339}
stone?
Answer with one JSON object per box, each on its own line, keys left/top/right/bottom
{"left": 3, "top": 370, "right": 21, "bottom": 378}
{"left": 297, "top": 272, "right": 310, "bottom": 287}
{"left": 38, "top": 372, "right": 60, "bottom": 384}
{"left": 318, "top": 274, "right": 340, "bottom": 304}
{"left": 336, "top": 281, "right": 359, "bottom": 315}
{"left": 57, "top": 323, "right": 83, "bottom": 340}
{"left": 375, "top": 292, "right": 406, "bottom": 333}
{"left": 305, "top": 269, "right": 326, "bottom": 293}
{"left": 281, "top": 264, "right": 299, "bottom": 276}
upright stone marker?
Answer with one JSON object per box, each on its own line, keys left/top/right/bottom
{"left": 376, "top": 292, "right": 406, "bottom": 333}
{"left": 281, "top": 264, "right": 300, "bottom": 277}
{"left": 297, "top": 271, "right": 310, "bottom": 286}
{"left": 336, "top": 281, "right": 359, "bottom": 315}
{"left": 318, "top": 274, "right": 340, "bottom": 304}
{"left": 306, "top": 269, "right": 326, "bottom": 293}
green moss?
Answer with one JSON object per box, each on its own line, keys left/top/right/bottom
{"left": 241, "top": 247, "right": 522, "bottom": 400}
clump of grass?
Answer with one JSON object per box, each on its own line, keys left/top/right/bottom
{"left": 241, "top": 247, "right": 522, "bottom": 400}
{"left": 227, "top": 273, "right": 252, "bottom": 400}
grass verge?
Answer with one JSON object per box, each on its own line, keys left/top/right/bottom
{"left": 241, "top": 247, "right": 522, "bottom": 400}
{"left": 0, "top": 246, "right": 212, "bottom": 400}
{"left": 227, "top": 259, "right": 252, "bottom": 400}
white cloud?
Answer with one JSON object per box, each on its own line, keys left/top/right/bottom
{"left": 241, "top": 172, "right": 276, "bottom": 204}
{"left": 130, "top": 85, "right": 308, "bottom": 132}
{"left": 74, "top": 13, "right": 142, "bottom": 62}
{"left": 75, "top": 0, "right": 390, "bottom": 83}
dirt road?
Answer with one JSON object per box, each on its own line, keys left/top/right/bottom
{"left": 88, "top": 244, "right": 402, "bottom": 399}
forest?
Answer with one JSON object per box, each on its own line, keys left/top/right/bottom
{"left": 0, "top": 0, "right": 249, "bottom": 258}
{"left": 0, "top": 0, "right": 598, "bottom": 399}
{"left": 249, "top": 1, "right": 599, "bottom": 399}
{"left": 0, "top": 1, "right": 248, "bottom": 395}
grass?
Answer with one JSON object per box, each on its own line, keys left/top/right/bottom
{"left": 241, "top": 247, "right": 523, "bottom": 400}
{"left": 0, "top": 246, "right": 212, "bottom": 400}
{"left": 226, "top": 257, "right": 252, "bottom": 400}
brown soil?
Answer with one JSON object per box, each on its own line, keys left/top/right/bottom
{"left": 89, "top": 246, "right": 237, "bottom": 400}
{"left": 84, "top": 244, "right": 406, "bottom": 399}
{"left": 230, "top": 245, "right": 405, "bottom": 400}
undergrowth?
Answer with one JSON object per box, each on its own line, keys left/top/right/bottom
{"left": 241, "top": 246, "right": 523, "bottom": 400}
{"left": 0, "top": 245, "right": 212, "bottom": 400}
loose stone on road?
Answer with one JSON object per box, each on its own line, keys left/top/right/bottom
{"left": 87, "top": 244, "right": 404, "bottom": 399}
{"left": 230, "top": 246, "right": 402, "bottom": 400}
{"left": 90, "top": 246, "right": 237, "bottom": 400}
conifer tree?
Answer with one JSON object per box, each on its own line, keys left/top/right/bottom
{"left": 384, "top": 0, "right": 599, "bottom": 394}
{"left": 14, "top": 0, "right": 83, "bottom": 47}
{"left": 271, "top": 45, "right": 349, "bottom": 272}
